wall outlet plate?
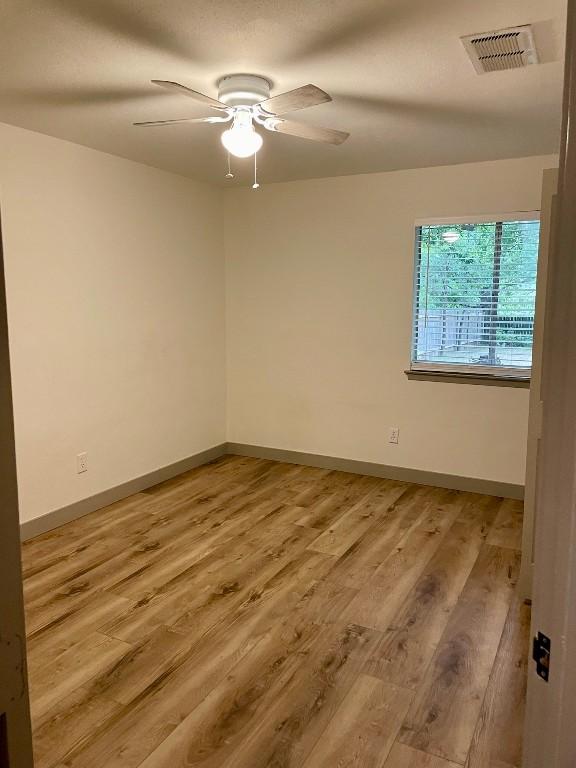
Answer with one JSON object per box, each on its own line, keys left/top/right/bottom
{"left": 77, "top": 452, "right": 88, "bottom": 473}
{"left": 389, "top": 427, "right": 400, "bottom": 444}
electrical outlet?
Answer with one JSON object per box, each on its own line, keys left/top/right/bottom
{"left": 77, "top": 452, "right": 88, "bottom": 474}
{"left": 389, "top": 427, "right": 400, "bottom": 445}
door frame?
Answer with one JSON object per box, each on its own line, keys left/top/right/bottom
{"left": 518, "top": 167, "right": 558, "bottom": 601}
{"left": 524, "top": 1, "right": 576, "bottom": 765}
{"left": 0, "top": 207, "right": 34, "bottom": 765}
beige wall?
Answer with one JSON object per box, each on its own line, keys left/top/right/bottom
{"left": 0, "top": 123, "right": 225, "bottom": 523}
{"left": 0, "top": 127, "right": 557, "bottom": 526}
{"left": 225, "top": 155, "right": 558, "bottom": 486}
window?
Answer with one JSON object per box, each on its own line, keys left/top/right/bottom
{"left": 411, "top": 214, "right": 541, "bottom": 379}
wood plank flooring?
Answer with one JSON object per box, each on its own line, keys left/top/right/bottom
{"left": 22, "top": 455, "right": 529, "bottom": 768}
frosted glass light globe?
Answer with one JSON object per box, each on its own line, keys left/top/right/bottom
{"left": 221, "top": 125, "right": 263, "bottom": 158}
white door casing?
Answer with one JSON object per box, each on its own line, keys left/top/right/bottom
{"left": 523, "top": 1, "right": 576, "bottom": 765}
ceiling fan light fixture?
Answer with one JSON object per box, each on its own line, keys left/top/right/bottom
{"left": 136, "top": 77, "right": 349, "bottom": 180}
{"left": 220, "top": 109, "right": 263, "bottom": 158}
{"left": 221, "top": 125, "right": 263, "bottom": 158}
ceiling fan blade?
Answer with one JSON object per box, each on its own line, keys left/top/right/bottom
{"left": 269, "top": 119, "right": 350, "bottom": 145}
{"left": 259, "top": 84, "right": 331, "bottom": 115}
{"left": 133, "top": 116, "right": 227, "bottom": 127}
{"left": 151, "top": 80, "right": 228, "bottom": 111}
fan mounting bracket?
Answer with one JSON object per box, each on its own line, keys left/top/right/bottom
{"left": 217, "top": 74, "right": 272, "bottom": 107}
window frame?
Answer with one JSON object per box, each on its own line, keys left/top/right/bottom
{"left": 409, "top": 211, "right": 541, "bottom": 381}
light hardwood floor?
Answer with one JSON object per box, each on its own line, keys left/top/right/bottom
{"left": 22, "top": 455, "right": 529, "bottom": 768}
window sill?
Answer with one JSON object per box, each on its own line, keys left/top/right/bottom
{"left": 404, "top": 369, "right": 530, "bottom": 388}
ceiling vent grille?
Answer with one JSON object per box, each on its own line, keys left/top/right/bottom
{"left": 461, "top": 25, "right": 539, "bottom": 74}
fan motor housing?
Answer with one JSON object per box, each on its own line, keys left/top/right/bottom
{"left": 217, "top": 74, "right": 271, "bottom": 107}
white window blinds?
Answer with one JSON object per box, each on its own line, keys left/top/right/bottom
{"left": 411, "top": 216, "right": 541, "bottom": 377}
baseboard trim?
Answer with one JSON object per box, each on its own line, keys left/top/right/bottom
{"left": 225, "top": 442, "right": 524, "bottom": 500}
{"left": 19, "top": 443, "right": 227, "bottom": 541}
{"left": 20, "top": 440, "right": 523, "bottom": 541}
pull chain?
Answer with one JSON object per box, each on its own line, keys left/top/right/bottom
{"left": 252, "top": 151, "right": 260, "bottom": 190}
{"left": 225, "top": 152, "right": 234, "bottom": 179}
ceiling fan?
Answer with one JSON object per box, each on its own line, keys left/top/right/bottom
{"left": 133, "top": 74, "right": 350, "bottom": 162}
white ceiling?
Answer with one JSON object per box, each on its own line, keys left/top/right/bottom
{"left": 0, "top": 0, "right": 567, "bottom": 186}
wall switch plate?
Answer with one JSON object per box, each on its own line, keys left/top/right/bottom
{"left": 77, "top": 452, "right": 88, "bottom": 473}
{"left": 389, "top": 427, "right": 400, "bottom": 444}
